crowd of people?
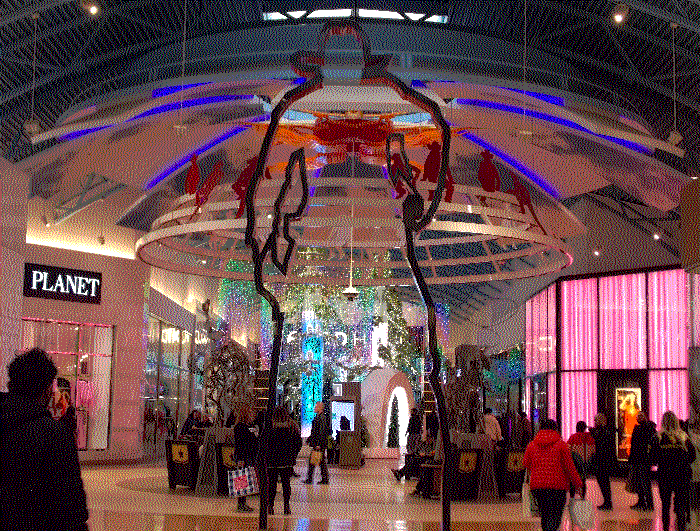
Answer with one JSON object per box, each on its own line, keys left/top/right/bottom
{"left": 2, "top": 346, "right": 700, "bottom": 531}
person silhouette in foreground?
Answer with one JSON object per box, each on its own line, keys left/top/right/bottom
{"left": 304, "top": 402, "right": 330, "bottom": 485}
{"left": 0, "top": 348, "right": 89, "bottom": 531}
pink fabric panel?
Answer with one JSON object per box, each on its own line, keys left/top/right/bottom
{"left": 561, "top": 278, "right": 598, "bottom": 370}
{"left": 648, "top": 269, "right": 688, "bottom": 369}
{"left": 561, "top": 371, "right": 597, "bottom": 441}
{"left": 547, "top": 285, "right": 557, "bottom": 372}
{"left": 599, "top": 273, "right": 647, "bottom": 369}
{"left": 548, "top": 372, "right": 557, "bottom": 421}
{"left": 525, "top": 298, "right": 534, "bottom": 377}
{"left": 534, "top": 291, "right": 546, "bottom": 374}
{"left": 648, "top": 370, "right": 689, "bottom": 426}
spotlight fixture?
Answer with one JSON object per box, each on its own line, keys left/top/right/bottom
{"left": 593, "top": 250, "right": 601, "bottom": 257}
{"left": 80, "top": 1, "right": 100, "bottom": 16}
{"left": 653, "top": 233, "right": 661, "bottom": 240}
{"left": 612, "top": 3, "right": 629, "bottom": 25}
{"left": 267, "top": 214, "right": 272, "bottom": 219}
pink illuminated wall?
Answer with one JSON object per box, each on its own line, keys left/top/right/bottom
{"left": 548, "top": 372, "right": 557, "bottom": 421}
{"left": 561, "top": 371, "right": 597, "bottom": 441}
{"left": 648, "top": 269, "right": 688, "bottom": 369}
{"left": 599, "top": 273, "right": 646, "bottom": 369}
{"left": 561, "top": 278, "right": 598, "bottom": 370}
{"left": 649, "top": 370, "right": 688, "bottom": 426}
{"left": 524, "top": 378, "right": 531, "bottom": 417}
{"left": 525, "top": 286, "right": 557, "bottom": 376}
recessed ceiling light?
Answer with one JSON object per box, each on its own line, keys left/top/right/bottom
{"left": 653, "top": 233, "right": 661, "bottom": 240}
{"left": 593, "top": 250, "right": 600, "bottom": 257}
{"left": 692, "top": 175, "right": 699, "bottom": 180}
{"left": 518, "top": 129, "right": 534, "bottom": 136}
{"left": 80, "top": 1, "right": 100, "bottom": 16}
{"left": 267, "top": 214, "right": 272, "bottom": 219}
{"left": 612, "top": 3, "right": 629, "bottom": 25}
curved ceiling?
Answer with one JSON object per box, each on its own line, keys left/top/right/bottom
{"left": 1, "top": 0, "right": 699, "bottom": 173}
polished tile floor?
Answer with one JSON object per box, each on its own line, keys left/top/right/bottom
{"left": 81, "top": 458, "right": 688, "bottom": 531}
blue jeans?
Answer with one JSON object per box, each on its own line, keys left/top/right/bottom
{"left": 532, "top": 489, "right": 567, "bottom": 531}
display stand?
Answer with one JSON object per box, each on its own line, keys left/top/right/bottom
{"left": 215, "top": 443, "right": 237, "bottom": 496}
{"left": 338, "top": 431, "right": 362, "bottom": 469}
{"left": 454, "top": 449, "right": 482, "bottom": 500}
{"left": 166, "top": 440, "right": 200, "bottom": 491}
{"left": 497, "top": 448, "right": 526, "bottom": 496}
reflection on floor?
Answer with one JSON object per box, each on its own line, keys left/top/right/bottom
{"left": 82, "top": 458, "right": 675, "bottom": 531}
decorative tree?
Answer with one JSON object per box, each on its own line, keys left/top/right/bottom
{"left": 387, "top": 395, "right": 400, "bottom": 448}
{"left": 202, "top": 340, "right": 254, "bottom": 426}
{"left": 381, "top": 287, "right": 422, "bottom": 393}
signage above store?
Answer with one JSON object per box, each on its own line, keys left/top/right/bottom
{"left": 23, "top": 263, "right": 102, "bottom": 304}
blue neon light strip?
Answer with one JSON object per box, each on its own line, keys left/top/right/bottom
{"left": 59, "top": 95, "right": 256, "bottom": 142}
{"left": 455, "top": 98, "right": 652, "bottom": 154}
{"left": 458, "top": 130, "right": 560, "bottom": 199}
{"left": 499, "top": 87, "right": 565, "bottom": 106}
{"left": 151, "top": 82, "right": 211, "bottom": 98}
{"left": 145, "top": 114, "right": 270, "bottom": 190}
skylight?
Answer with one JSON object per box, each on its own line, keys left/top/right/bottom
{"left": 425, "top": 15, "right": 449, "bottom": 23}
{"left": 358, "top": 9, "right": 404, "bottom": 20}
{"left": 287, "top": 11, "right": 306, "bottom": 18}
{"left": 307, "top": 9, "right": 352, "bottom": 18}
{"left": 262, "top": 11, "right": 287, "bottom": 20}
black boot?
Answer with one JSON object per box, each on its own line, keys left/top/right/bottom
{"left": 284, "top": 502, "right": 291, "bottom": 515}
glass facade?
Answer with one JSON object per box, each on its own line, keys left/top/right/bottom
{"left": 142, "top": 315, "right": 195, "bottom": 455}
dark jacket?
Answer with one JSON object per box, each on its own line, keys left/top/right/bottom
{"left": 407, "top": 413, "right": 422, "bottom": 435}
{"left": 61, "top": 405, "right": 78, "bottom": 443}
{"left": 629, "top": 421, "right": 656, "bottom": 465}
{"left": 308, "top": 411, "right": 329, "bottom": 449}
{"left": 268, "top": 421, "right": 303, "bottom": 468}
{"left": 0, "top": 394, "right": 89, "bottom": 531}
{"left": 234, "top": 421, "right": 258, "bottom": 464}
{"left": 651, "top": 431, "right": 696, "bottom": 484}
{"left": 590, "top": 425, "right": 616, "bottom": 472}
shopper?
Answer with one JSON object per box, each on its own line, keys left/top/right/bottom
{"left": 406, "top": 407, "right": 422, "bottom": 455}
{"left": 289, "top": 411, "right": 302, "bottom": 477}
{"left": 524, "top": 418, "right": 583, "bottom": 531}
{"left": 267, "top": 405, "right": 302, "bottom": 515}
{"left": 304, "top": 401, "right": 329, "bottom": 485}
{"left": 513, "top": 410, "right": 533, "bottom": 448}
{"left": 412, "top": 429, "right": 444, "bottom": 498}
{"left": 0, "top": 348, "right": 89, "bottom": 531}
{"left": 567, "top": 420, "right": 596, "bottom": 499}
{"left": 392, "top": 433, "right": 435, "bottom": 482}
{"left": 590, "top": 413, "right": 615, "bottom": 510}
{"left": 179, "top": 409, "right": 201, "bottom": 439}
{"left": 629, "top": 411, "right": 656, "bottom": 510}
{"left": 651, "top": 411, "right": 695, "bottom": 531}
{"left": 233, "top": 405, "right": 257, "bottom": 512}
{"left": 426, "top": 411, "right": 439, "bottom": 440}
{"left": 480, "top": 407, "right": 503, "bottom": 443}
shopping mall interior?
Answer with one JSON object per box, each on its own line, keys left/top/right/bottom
{"left": 1, "top": 1, "right": 700, "bottom": 530}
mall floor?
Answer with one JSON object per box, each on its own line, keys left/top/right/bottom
{"left": 83, "top": 458, "right": 676, "bottom": 531}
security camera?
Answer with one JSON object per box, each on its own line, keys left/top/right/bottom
{"left": 342, "top": 285, "right": 359, "bottom": 302}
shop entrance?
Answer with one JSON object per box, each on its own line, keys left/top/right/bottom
{"left": 597, "top": 369, "right": 648, "bottom": 475}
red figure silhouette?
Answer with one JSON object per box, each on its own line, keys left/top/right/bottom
{"left": 232, "top": 156, "right": 272, "bottom": 219}
{"left": 506, "top": 170, "right": 545, "bottom": 234}
{"left": 478, "top": 150, "right": 500, "bottom": 193}
{"left": 185, "top": 154, "right": 200, "bottom": 195}
{"left": 190, "top": 160, "right": 224, "bottom": 221}
{"left": 389, "top": 153, "right": 409, "bottom": 199}
{"left": 422, "top": 142, "right": 455, "bottom": 202}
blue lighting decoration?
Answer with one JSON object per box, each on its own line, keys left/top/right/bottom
{"left": 59, "top": 125, "right": 112, "bottom": 142}
{"left": 145, "top": 114, "right": 270, "bottom": 190}
{"left": 151, "top": 82, "right": 212, "bottom": 98}
{"left": 458, "top": 130, "right": 560, "bottom": 199}
{"left": 499, "top": 87, "right": 565, "bottom": 106}
{"left": 131, "top": 94, "right": 254, "bottom": 122}
{"left": 455, "top": 98, "right": 652, "bottom": 155}
{"left": 300, "top": 334, "right": 324, "bottom": 436}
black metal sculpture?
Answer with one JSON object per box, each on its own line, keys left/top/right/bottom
{"left": 243, "top": 20, "right": 453, "bottom": 530}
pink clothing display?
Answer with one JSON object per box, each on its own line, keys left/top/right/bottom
{"left": 75, "top": 380, "right": 94, "bottom": 412}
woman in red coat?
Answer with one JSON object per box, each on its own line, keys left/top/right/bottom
{"left": 525, "top": 419, "right": 583, "bottom": 531}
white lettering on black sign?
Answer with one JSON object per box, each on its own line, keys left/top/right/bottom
{"left": 24, "top": 263, "right": 102, "bottom": 304}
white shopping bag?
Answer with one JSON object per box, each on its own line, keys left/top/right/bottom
{"left": 569, "top": 497, "right": 594, "bottom": 530}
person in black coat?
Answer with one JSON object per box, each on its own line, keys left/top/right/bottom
{"left": 590, "top": 413, "right": 615, "bottom": 510}
{"left": 304, "top": 402, "right": 329, "bottom": 485}
{"left": 651, "top": 411, "right": 696, "bottom": 531}
{"left": 629, "top": 412, "right": 656, "bottom": 510}
{"left": 233, "top": 406, "right": 258, "bottom": 513}
{"left": 267, "top": 405, "right": 302, "bottom": 515}
{"left": 0, "top": 348, "right": 89, "bottom": 531}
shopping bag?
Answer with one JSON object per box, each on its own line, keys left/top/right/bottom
{"left": 522, "top": 471, "right": 539, "bottom": 518}
{"left": 569, "top": 497, "right": 594, "bottom": 529}
{"left": 310, "top": 450, "right": 323, "bottom": 466}
{"left": 228, "top": 466, "right": 259, "bottom": 497}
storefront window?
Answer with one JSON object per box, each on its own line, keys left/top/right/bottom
{"left": 21, "top": 318, "right": 114, "bottom": 450}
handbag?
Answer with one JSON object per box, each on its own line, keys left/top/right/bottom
{"left": 569, "top": 497, "right": 594, "bottom": 529}
{"left": 310, "top": 450, "right": 323, "bottom": 466}
{"left": 522, "top": 470, "right": 539, "bottom": 518}
{"left": 228, "top": 466, "right": 259, "bottom": 497}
